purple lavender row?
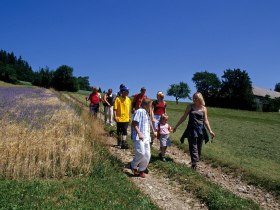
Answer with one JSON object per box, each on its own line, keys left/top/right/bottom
{"left": 0, "top": 87, "right": 63, "bottom": 129}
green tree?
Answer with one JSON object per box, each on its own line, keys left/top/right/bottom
{"left": 0, "top": 50, "right": 18, "bottom": 83}
{"left": 15, "top": 56, "right": 34, "bottom": 82}
{"left": 66, "top": 77, "right": 79, "bottom": 92}
{"left": 0, "top": 49, "right": 34, "bottom": 84}
{"left": 77, "top": 76, "right": 91, "bottom": 90}
{"left": 220, "top": 68, "right": 254, "bottom": 110}
{"left": 0, "top": 64, "right": 18, "bottom": 84}
{"left": 274, "top": 83, "right": 280, "bottom": 92}
{"left": 262, "top": 96, "right": 280, "bottom": 112}
{"left": 52, "top": 65, "right": 78, "bottom": 92}
{"left": 167, "top": 82, "right": 191, "bottom": 104}
{"left": 33, "top": 67, "right": 54, "bottom": 88}
{"left": 192, "top": 71, "right": 221, "bottom": 100}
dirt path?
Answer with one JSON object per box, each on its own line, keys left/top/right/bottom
{"left": 66, "top": 95, "right": 279, "bottom": 210}
{"left": 64, "top": 95, "right": 206, "bottom": 209}
{"left": 104, "top": 137, "right": 207, "bottom": 210}
{"left": 151, "top": 140, "right": 280, "bottom": 210}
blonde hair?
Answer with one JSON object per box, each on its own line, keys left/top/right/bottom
{"left": 157, "top": 91, "right": 164, "bottom": 99}
{"left": 193, "top": 92, "right": 205, "bottom": 106}
{"left": 160, "top": 113, "right": 168, "bottom": 123}
{"left": 141, "top": 98, "right": 152, "bottom": 108}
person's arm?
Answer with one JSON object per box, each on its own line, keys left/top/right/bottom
{"left": 131, "top": 94, "right": 137, "bottom": 113}
{"left": 149, "top": 116, "right": 157, "bottom": 137}
{"left": 128, "top": 99, "right": 132, "bottom": 122}
{"left": 113, "top": 109, "right": 118, "bottom": 122}
{"left": 103, "top": 94, "right": 110, "bottom": 106}
{"left": 150, "top": 105, "right": 154, "bottom": 123}
{"left": 86, "top": 93, "right": 91, "bottom": 101}
{"left": 150, "top": 101, "right": 155, "bottom": 123}
{"left": 204, "top": 106, "right": 215, "bottom": 138}
{"left": 168, "top": 124, "right": 173, "bottom": 133}
{"left": 164, "top": 101, "right": 167, "bottom": 114}
{"left": 173, "top": 104, "right": 191, "bottom": 132}
{"left": 102, "top": 93, "right": 107, "bottom": 103}
{"left": 132, "top": 120, "right": 144, "bottom": 140}
{"left": 113, "top": 99, "right": 118, "bottom": 122}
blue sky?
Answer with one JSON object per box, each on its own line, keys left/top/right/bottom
{"left": 1, "top": 0, "right": 280, "bottom": 101}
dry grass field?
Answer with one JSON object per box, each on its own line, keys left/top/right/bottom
{"left": 0, "top": 87, "right": 94, "bottom": 179}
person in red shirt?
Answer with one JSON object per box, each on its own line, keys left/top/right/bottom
{"left": 132, "top": 87, "right": 148, "bottom": 114}
{"left": 152, "top": 91, "right": 167, "bottom": 130}
{"left": 86, "top": 86, "right": 101, "bottom": 117}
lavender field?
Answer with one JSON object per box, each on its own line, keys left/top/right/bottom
{"left": 0, "top": 87, "right": 94, "bottom": 179}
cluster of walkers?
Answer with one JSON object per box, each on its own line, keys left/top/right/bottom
{"left": 86, "top": 84, "right": 215, "bottom": 178}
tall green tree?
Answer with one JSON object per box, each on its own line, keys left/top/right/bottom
{"left": 262, "top": 96, "right": 280, "bottom": 112}
{"left": 192, "top": 71, "right": 221, "bottom": 100}
{"left": 167, "top": 82, "right": 191, "bottom": 104}
{"left": 220, "top": 68, "right": 254, "bottom": 110}
{"left": 274, "top": 83, "right": 280, "bottom": 92}
{"left": 0, "top": 64, "right": 18, "bottom": 84}
{"left": 15, "top": 56, "right": 34, "bottom": 82}
{"left": 52, "top": 65, "right": 78, "bottom": 92}
{"left": 0, "top": 49, "right": 34, "bottom": 84}
{"left": 77, "top": 76, "right": 91, "bottom": 90}
{"left": 33, "top": 67, "right": 54, "bottom": 88}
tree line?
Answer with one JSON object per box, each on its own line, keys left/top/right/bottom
{"left": 0, "top": 49, "right": 91, "bottom": 92}
{"left": 167, "top": 69, "right": 280, "bottom": 112}
{"left": 1, "top": 49, "right": 280, "bottom": 111}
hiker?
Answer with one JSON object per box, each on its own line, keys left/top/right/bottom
{"left": 152, "top": 91, "right": 167, "bottom": 131}
{"left": 130, "top": 98, "right": 156, "bottom": 178}
{"left": 103, "top": 88, "right": 115, "bottom": 126}
{"left": 173, "top": 92, "right": 215, "bottom": 170}
{"left": 151, "top": 91, "right": 166, "bottom": 145}
{"left": 113, "top": 86, "right": 131, "bottom": 149}
{"left": 131, "top": 87, "right": 148, "bottom": 114}
{"left": 157, "top": 113, "right": 172, "bottom": 162}
{"left": 117, "top": 83, "right": 125, "bottom": 97}
{"left": 86, "top": 86, "right": 101, "bottom": 117}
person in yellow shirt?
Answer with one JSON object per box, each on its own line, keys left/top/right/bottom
{"left": 113, "top": 86, "right": 131, "bottom": 149}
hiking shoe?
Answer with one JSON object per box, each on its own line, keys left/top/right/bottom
{"left": 180, "top": 137, "right": 185, "bottom": 144}
{"left": 161, "top": 156, "right": 167, "bottom": 162}
{"left": 117, "top": 138, "right": 121, "bottom": 146}
{"left": 144, "top": 168, "right": 149, "bottom": 174}
{"left": 121, "top": 142, "right": 129, "bottom": 149}
{"left": 129, "top": 162, "right": 133, "bottom": 172}
{"left": 139, "top": 171, "right": 145, "bottom": 178}
{"left": 129, "top": 163, "right": 139, "bottom": 176}
{"left": 134, "top": 169, "right": 140, "bottom": 176}
{"left": 191, "top": 164, "right": 197, "bottom": 170}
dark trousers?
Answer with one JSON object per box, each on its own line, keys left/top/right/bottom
{"left": 188, "top": 137, "right": 203, "bottom": 166}
{"left": 90, "top": 104, "right": 99, "bottom": 116}
{"left": 116, "top": 122, "right": 129, "bottom": 136}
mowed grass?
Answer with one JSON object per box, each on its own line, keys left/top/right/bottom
{"left": 167, "top": 100, "right": 280, "bottom": 196}
{"left": 149, "top": 151, "right": 260, "bottom": 210}
{"left": 68, "top": 90, "right": 91, "bottom": 106}
{"left": 71, "top": 91, "right": 275, "bottom": 209}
